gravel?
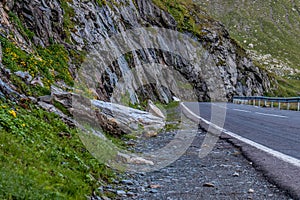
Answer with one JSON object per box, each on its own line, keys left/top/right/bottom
{"left": 102, "top": 129, "right": 292, "bottom": 199}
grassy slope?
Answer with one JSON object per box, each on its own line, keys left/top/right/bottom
{"left": 0, "top": 102, "right": 115, "bottom": 199}
{"left": 0, "top": 2, "right": 116, "bottom": 198}
{"left": 195, "top": 0, "right": 300, "bottom": 96}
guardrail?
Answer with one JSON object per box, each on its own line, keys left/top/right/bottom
{"left": 233, "top": 96, "right": 300, "bottom": 111}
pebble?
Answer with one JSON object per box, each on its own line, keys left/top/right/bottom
{"left": 127, "top": 191, "right": 135, "bottom": 196}
{"left": 248, "top": 189, "right": 255, "bottom": 193}
{"left": 112, "top": 130, "right": 290, "bottom": 199}
{"left": 203, "top": 182, "right": 215, "bottom": 188}
{"left": 149, "top": 184, "right": 161, "bottom": 189}
{"left": 233, "top": 172, "right": 240, "bottom": 177}
{"left": 121, "top": 180, "right": 134, "bottom": 185}
{"left": 149, "top": 189, "right": 159, "bottom": 193}
{"left": 116, "top": 190, "right": 126, "bottom": 196}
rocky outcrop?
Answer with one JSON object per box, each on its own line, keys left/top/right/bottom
{"left": 0, "top": 0, "right": 272, "bottom": 105}
{"left": 39, "top": 86, "right": 164, "bottom": 136}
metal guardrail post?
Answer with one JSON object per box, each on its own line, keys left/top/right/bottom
{"left": 233, "top": 96, "right": 300, "bottom": 111}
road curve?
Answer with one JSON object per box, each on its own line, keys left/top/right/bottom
{"left": 182, "top": 102, "right": 300, "bottom": 198}
{"left": 182, "top": 102, "right": 300, "bottom": 161}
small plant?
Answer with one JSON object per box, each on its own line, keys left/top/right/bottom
{"left": 0, "top": 37, "right": 73, "bottom": 96}
{"left": 0, "top": 101, "right": 116, "bottom": 199}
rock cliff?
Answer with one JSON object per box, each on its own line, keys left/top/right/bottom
{"left": 0, "top": 0, "right": 272, "bottom": 107}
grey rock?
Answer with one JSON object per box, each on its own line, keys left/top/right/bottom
{"left": 233, "top": 172, "right": 240, "bottom": 177}
{"left": 121, "top": 180, "right": 134, "bottom": 185}
{"left": 51, "top": 86, "right": 72, "bottom": 108}
{"left": 37, "top": 95, "right": 53, "bottom": 103}
{"left": 147, "top": 100, "right": 165, "bottom": 119}
{"left": 30, "top": 76, "right": 44, "bottom": 87}
{"left": 248, "top": 188, "right": 255, "bottom": 193}
{"left": 92, "top": 100, "right": 165, "bottom": 135}
{"left": 116, "top": 190, "right": 126, "bottom": 196}
{"left": 0, "top": 77, "right": 22, "bottom": 101}
{"left": 126, "top": 191, "right": 135, "bottom": 196}
{"left": 14, "top": 71, "right": 32, "bottom": 83}
{"left": 203, "top": 182, "right": 215, "bottom": 188}
{"left": 149, "top": 189, "right": 158, "bottom": 193}
{"left": 1, "top": 0, "right": 271, "bottom": 104}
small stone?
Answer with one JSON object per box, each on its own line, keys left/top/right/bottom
{"left": 248, "top": 189, "right": 254, "bottom": 193}
{"left": 233, "top": 172, "right": 240, "bottom": 177}
{"left": 14, "top": 71, "right": 33, "bottom": 83}
{"left": 127, "top": 191, "right": 135, "bottom": 196}
{"left": 203, "top": 182, "right": 215, "bottom": 188}
{"left": 149, "top": 189, "right": 158, "bottom": 193}
{"left": 98, "top": 186, "right": 104, "bottom": 193}
{"left": 144, "top": 130, "right": 158, "bottom": 138}
{"left": 31, "top": 76, "right": 44, "bottom": 87}
{"left": 116, "top": 190, "right": 126, "bottom": 196}
{"left": 121, "top": 179, "right": 134, "bottom": 185}
{"left": 101, "top": 196, "right": 111, "bottom": 200}
{"left": 149, "top": 184, "right": 161, "bottom": 189}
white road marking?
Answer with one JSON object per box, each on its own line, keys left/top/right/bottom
{"left": 233, "top": 109, "right": 251, "bottom": 113}
{"left": 255, "top": 112, "right": 288, "bottom": 118}
{"left": 181, "top": 103, "right": 300, "bottom": 168}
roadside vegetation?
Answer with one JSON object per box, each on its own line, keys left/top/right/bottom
{"left": 196, "top": 0, "right": 300, "bottom": 96}
{"left": 0, "top": 101, "right": 115, "bottom": 199}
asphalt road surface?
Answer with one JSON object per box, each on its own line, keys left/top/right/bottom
{"left": 181, "top": 102, "right": 300, "bottom": 198}
{"left": 182, "top": 102, "right": 300, "bottom": 162}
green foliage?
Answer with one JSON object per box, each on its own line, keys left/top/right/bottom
{"left": 198, "top": 0, "right": 300, "bottom": 70}
{"left": 155, "top": 101, "right": 181, "bottom": 131}
{"left": 0, "top": 37, "right": 73, "bottom": 96}
{"left": 58, "top": 0, "right": 75, "bottom": 42}
{"left": 197, "top": 0, "right": 300, "bottom": 96}
{"left": 272, "top": 78, "right": 300, "bottom": 97}
{"left": 152, "top": 0, "right": 211, "bottom": 37}
{"left": 8, "top": 12, "right": 35, "bottom": 40}
{"left": 0, "top": 102, "right": 115, "bottom": 199}
{"left": 95, "top": 0, "right": 107, "bottom": 6}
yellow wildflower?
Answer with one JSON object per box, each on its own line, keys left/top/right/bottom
{"left": 8, "top": 110, "right": 17, "bottom": 118}
{"left": 20, "top": 61, "right": 26, "bottom": 66}
{"left": 22, "top": 124, "right": 26, "bottom": 127}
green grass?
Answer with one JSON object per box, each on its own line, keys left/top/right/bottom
{"left": 8, "top": 12, "right": 35, "bottom": 41}
{"left": 155, "top": 101, "right": 181, "bottom": 131}
{"left": 0, "top": 101, "right": 115, "bottom": 199}
{"left": 0, "top": 36, "right": 73, "bottom": 96}
{"left": 152, "top": 0, "right": 213, "bottom": 37}
{"left": 58, "top": 0, "right": 76, "bottom": 42}
{"left": 196, "top": 0, "right": 300, "bottom": 96}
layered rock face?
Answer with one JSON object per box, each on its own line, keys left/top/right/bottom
{"left": 0, "top": 0, "right": 271, "bottom": 104}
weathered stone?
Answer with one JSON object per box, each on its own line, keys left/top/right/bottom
{"left": 0, "top": 0, "right": 272, "bottom": 104}
{"left": 14, "top": 71, "right": 32, "bottom": 83}
{"left": 38, "top": 101, "right": 75, "bottom": 127}
{"left": 203, "top": 182, "right": 215, "bottom": 188}
{"left": 37, "top": 95, "right": 53, "bottom": 103}
{"left": 51, "top": 86, "right": 72, "bottom": 108}
{"left": 30, "top": 76, "right": 44, "bottom": 87}
{"left": 147, "top": 100, "right": 165, "bottom": 119}
{"left": 92, "top": 100, "right": 165, "bottom": 135}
